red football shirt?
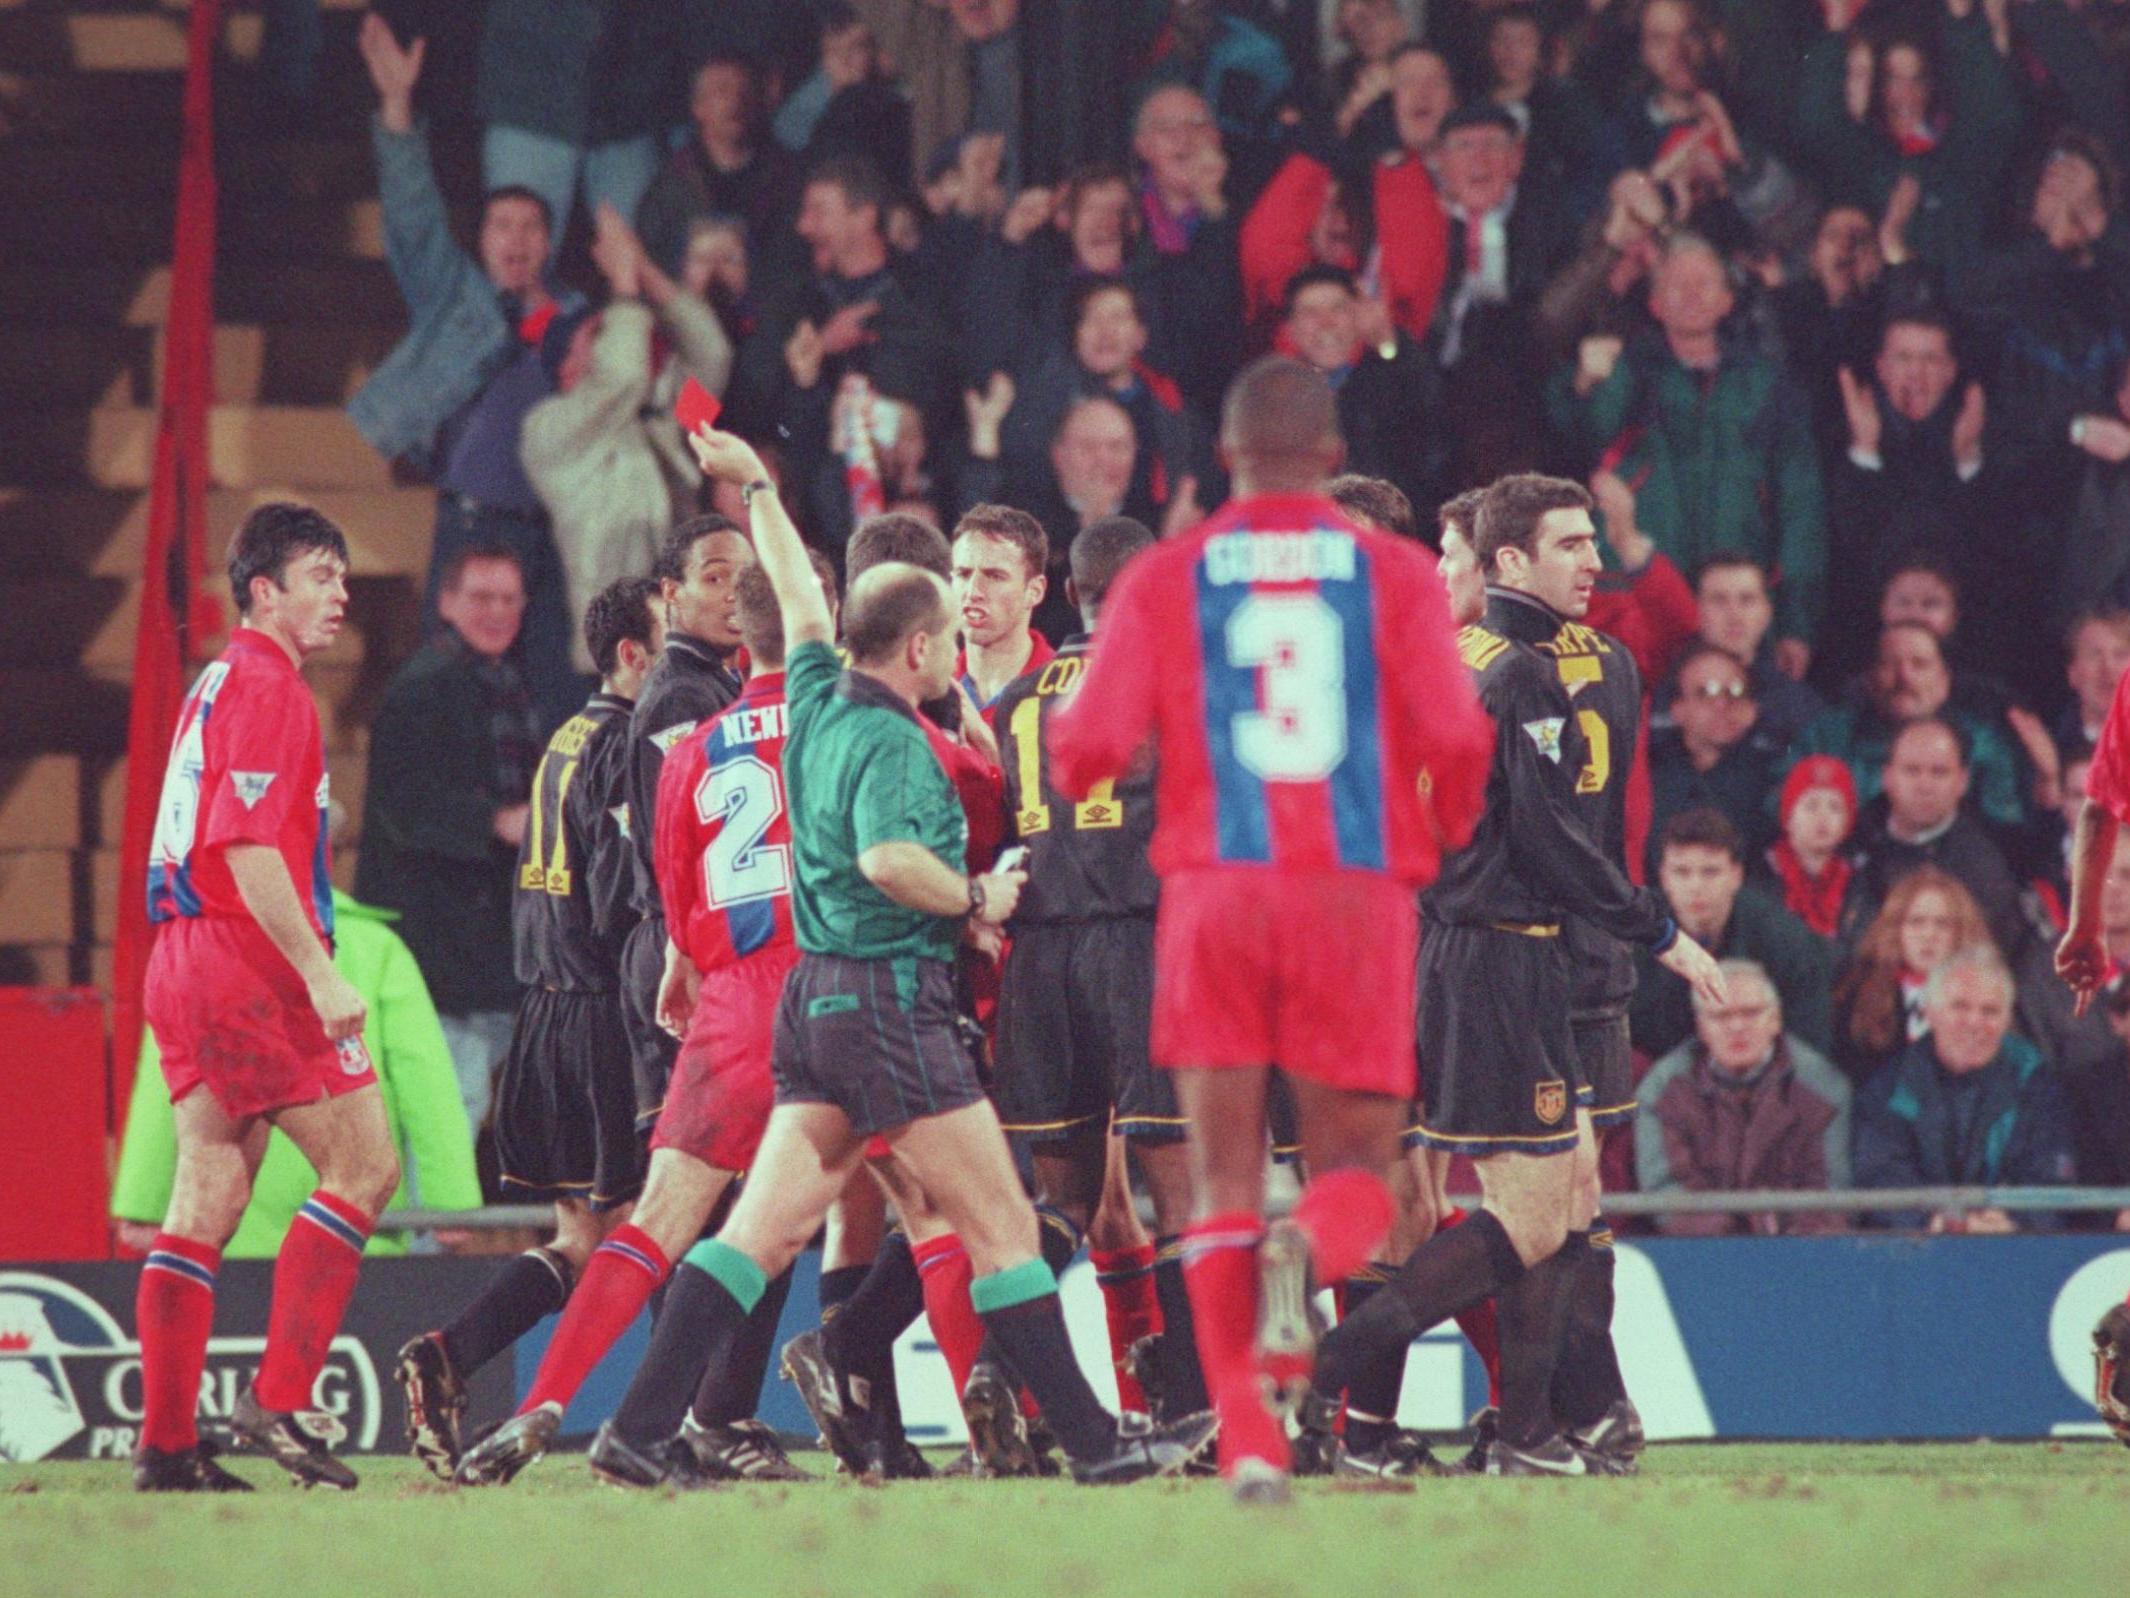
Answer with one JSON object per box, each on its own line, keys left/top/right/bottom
{"left": 147, "top": 629, "right": 332, "bottom": 940}
{"left": 1048, "top": 492, "right": 1493, "bottom": 883}
{"left": 2088, "top": 669, "right": 2130, "bottom": 828}
{"left": 654, "top": 671, "right": 797, "bottom": 975}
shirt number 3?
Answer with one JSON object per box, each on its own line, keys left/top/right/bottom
{"left": 1225, "top": 593, "right": 1349, "bottom": 783}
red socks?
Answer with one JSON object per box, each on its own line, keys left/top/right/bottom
{"left": 137, "top": 1233, "right": 221, "bottom": 1452}
{"left": 913, "top": 1234, "right": 984, "bottom": 1397}
{"left": 1440, "top": 1207, "right": 1503, "bottom": 1406}
{"left": 1290, "top": 1168, "right": 1396, "bottom": 1285}
{"left": 1182, "top": 1212, "right": 1288, "bottom": 1474}
{"left": 521, "top": 1224, "right": 670, "bottom": 1415}
{"left": 254, "top": 1191, "right": 374, "bottom": 1412}
{"left": 1091, "top": 1243, "right": 1162, "bottom": 1413}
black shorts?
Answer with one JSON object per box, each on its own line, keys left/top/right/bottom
{"left": 996, "top": 919, "right": 1184, "bottom": 1146}
{"left": 493, "top": 986, "right": 645, "bottom": 1209}
{"left": 1410, "top": 922, "right": 1580, "bottom": 1158}
{"left": 772, "top": 953, "right": 988, "bottom": 1137}
{"left": 621, "top": 913, "right": 677, "bottom": 1133}
{"left": 1573, "top": 1012, "right": 1635, "bottom": 1129}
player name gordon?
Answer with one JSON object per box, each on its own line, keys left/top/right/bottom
{"left": 1203, "top": 530, "right": 1359, "bottom": 586}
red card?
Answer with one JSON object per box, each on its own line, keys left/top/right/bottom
{"left": 675, "top": 377, "right": 722, "bottom": 436}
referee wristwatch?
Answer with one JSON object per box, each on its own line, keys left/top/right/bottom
{"left": 740, "top": 478, "right": 776, "bottom": 508}
{"left": 965, "top": 875, "right": 987, "bottom": 921}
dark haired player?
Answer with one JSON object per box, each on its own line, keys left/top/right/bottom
{"left": 953, "top": 505, "right": 1056, "bottom": 713}
{"left": 135, "top": 504, "right": 394, "bottom": 1491}
{"left": 459, "top": 561, "right": 832, "bottom": 1486}
{"left": 994, "top": 516, "right": 1208, "bottom": 1434}
{"left": 1048, "top": 358, "right": 1496, "bottom": 1502}
{"left": 1302, "top": 474, "right": 1721, "bottom": 1476}
{"left": 630, "top": 421, "right": 1214, "bottom": 1486}
{"left": 396, "top": 576, "right": 660, "bottom": 1478}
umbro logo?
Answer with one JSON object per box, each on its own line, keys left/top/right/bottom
{"left": 231, "top": 771, "right": 277, "bottom": 809}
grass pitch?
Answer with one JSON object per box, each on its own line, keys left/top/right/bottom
{"left": 1, "top": 1444, "right": 2119, "bottom": 1598}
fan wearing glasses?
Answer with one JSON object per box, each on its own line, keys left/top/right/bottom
{"left": 1647, "top": 640, "right": 1781, "bottom": 873}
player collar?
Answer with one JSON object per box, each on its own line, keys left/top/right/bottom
{"left": 227, "top": 626, "right": 299, "bottom": 673}
{"left": 1482, "top": 586, "right": 1564, "bottom": 644}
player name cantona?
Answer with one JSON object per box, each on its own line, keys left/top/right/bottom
{"left": 720, "top": 702, "right": 789, "bottom": 746}
{"left": 1203, "top": 529, "right": 1358, "bottom": 586}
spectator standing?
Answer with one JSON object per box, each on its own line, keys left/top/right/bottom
{"left": 2053, "top": 360, "right": 2130, "bottom": 633}
{"left": 356, "top": 548, "right": 542, "bottom": 1137}
{"left": 349, "top": 17, "right": 587, "bottom": 732}
{"left": 1757, "top": 754, "right": 1858, "bottom": 941}
{"left": 735, "top": 156, "right": 955, "bottom": 553}
{"left": 1690, "top": 556, "right": 1824, "bottom": 751}
{"left": 1830, "top": 865, "right": 1988, "bottom": 1085}
{"left": 1635, "top": 959, "right": 1852, "bottom": 1236}
{"left": 2057, "top": 609, "right": 2130, "bottom": 756}
{"left": 636, "top": 54, "right": 802, "bottom": 280}
{"left": 777, "top": 5, "right": 915, "bottom": 188}
{"left": 1427, "top": 101, "right": 1570, "bottom": 492}
{"left": 1793, "top": 2, "right": 2022, "bottom": 271}
{"left": 1281, "top": 265, "right": 1438, "bottom": 519}
{"left": 1549, "top": 235, "right": 1828, "bottom": 663}
{"left": 1647, "top": 641, "right": 1781, "bottom": 870}
{"left": 1821, "top": 312, "right": 1990, "bottom": 684}
{"left": 1129, "top": 84, "right": 1246, "bottom": 418}
{"left": 476, "top": 0, "right": 679, "bottom": 244}
{"left": 1787, "top": 622, "right": 2026, "bottom": 832}
{"left": 521, "top": 208, "right": 731, "bottom": 671}
{"left": 1853, "top": 948, "right": 2075, "bottom": 1231}
{"left": 113, "top": 886, "right": 481, "bottom": 1254}
{"left": 1840, "top": 716, "right": 2031, "bottom": 958}
{"left": 1630, "top": 809, "right": 1833, "bottom": 1060}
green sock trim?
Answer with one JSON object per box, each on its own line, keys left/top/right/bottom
{"left": 683, "top": 1238, "right": 767, "bottom": 1313}
{"left": 969, "top": 1257, "right": 1058, "bottom": 1315}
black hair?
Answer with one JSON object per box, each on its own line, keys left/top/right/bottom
{"left": 1473, "top": 473, "right": 1592, "bottom": 574}
{"left": 1659, "top": 806, "right": 1745, "bottom": 866}
{"left": 655, "top": 513, "right": 747, "bottom": 585}
{"left": 1283, "top": 263, "right": 1360, "bottom": 320}
{"left": 1071, "top": 517, "right": 1154, "bottom": 612}
{"left": 583, "top": 576, "right": 659, "bottom": 679}
{"left": 227, "top": 502, "right": 349, "bottom": 616}
{"left": 482, "top": 184, "right": 553, "bottom": 234}
{"left": 437, "top": 540, "right": 523, "bottom": 595}
{"left": 849, "top": 512, "right": 951, "bottom": 580}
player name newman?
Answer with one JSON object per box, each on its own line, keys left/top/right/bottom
{"left": 1203, "top": 529, "right": 1358, "bottom": 586}
{"left": 720, "top": 702, "right": 788, "bottom": 747}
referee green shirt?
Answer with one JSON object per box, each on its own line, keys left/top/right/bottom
{"left": 785, "top": 639, "right": 968, "bottom": 963}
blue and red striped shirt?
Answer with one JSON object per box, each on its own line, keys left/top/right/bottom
{"left": 1049, "top": 493, "right": 1492, "bottom": 883}
{"left": 654, "top": 671, "right": 798, "bottom": 974}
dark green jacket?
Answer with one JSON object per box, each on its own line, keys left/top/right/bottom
{"left": 355, "top": 642, "right": 522, "bottom": 1014}
{"left": 1853, "top": 1033, "right": 2074, "bottom": 1228}
{"left": 1547, "top": 332, "right": 1827, "bottom": 646}
{"left": 1793, "top": 11, "right": 2021, "bottom": 269}
{"left": 1631, "top": 886, "right": 1833, "bottom": 1060}
{"left": 477, "top": 0, "right": 680, "bottom": 145}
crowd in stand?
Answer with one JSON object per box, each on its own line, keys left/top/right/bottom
{"left": 118, "top": 0, "right": 2130, "bottom": 1243}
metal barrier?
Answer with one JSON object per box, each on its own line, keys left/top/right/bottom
{"left": 368, "top": 1186, "right": 2130, "bottom": 1233}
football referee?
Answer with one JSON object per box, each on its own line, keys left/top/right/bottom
{"left": 634, "top": 423, "right": 1213, "bottom": 1485}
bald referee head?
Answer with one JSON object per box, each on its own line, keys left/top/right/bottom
{"left": 844, "top": 560, "right": 958, "bottom": 700}
{"left": 1218, "top": 356, "right": 1346, "bottom": 497}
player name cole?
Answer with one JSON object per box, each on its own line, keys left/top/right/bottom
{"left": 1203, "top": 529, "right": 1358, "bottom": 586}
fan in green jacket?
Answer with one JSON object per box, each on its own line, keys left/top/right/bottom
{"left": 110, "top": 890, "right": 483, "bottom": 1257}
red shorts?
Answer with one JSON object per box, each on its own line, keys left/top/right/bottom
{"left": 1151, "top": 868, "right": 1417, "bottom": 1098}
{"left": 649, "top": 944, "right": 798, "bottom": 1172}
{"left": 144, "top": 917, "right": 376, "bottom": 1118}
